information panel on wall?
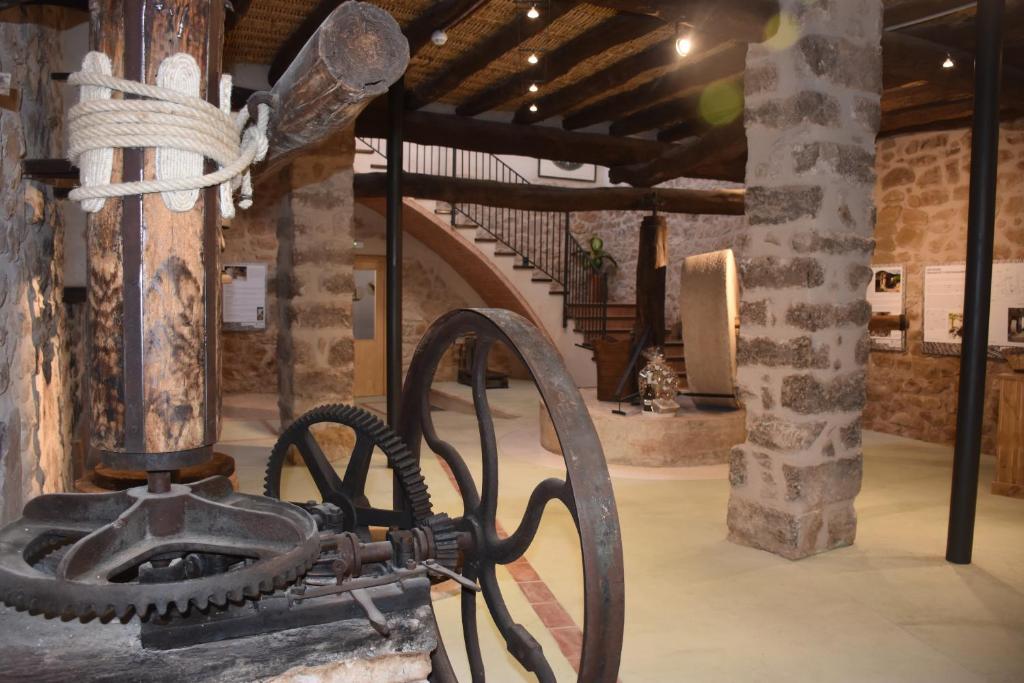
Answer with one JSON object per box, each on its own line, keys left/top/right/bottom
{"left": 222, "top": 262, "right": 268, "bottom": 331}
{"left": 866, "top": 264, "right": 905, "bottom": 351}
{"left": 923, "top": 262, "right": 1024, "bottom": 355}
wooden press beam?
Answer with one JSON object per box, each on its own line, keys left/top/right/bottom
{"left": 562, "top": 43, "right": 745, "bottom": 130}
{"left": 354, "top": 172, "right": 745, "bottom": 214}
{"left": 608, "top": 120, "right": 745, "bottom": 187}
{"left": 261, "top": 2, "right": 408, "bottom": 172}
{"left": 584, "top": 0, "right": 780, "bottom": 43}
{"left": 356, "top": 105, "right": 679, "bottom": 167}
{"left": 456, "top": 12, "right": 663, "bottom": 117}
{"left": 406, "top": 0, "right": 577, "bottom": 110}
{"left": 269, "top": 0, "right": 481, "bottom": 84}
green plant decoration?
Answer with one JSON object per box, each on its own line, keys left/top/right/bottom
{"left": 586, "top": 235, "right": 618, "bottom": 274}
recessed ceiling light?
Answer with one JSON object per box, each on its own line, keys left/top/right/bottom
{"left": 529, "top": 82, "right": 539, "bottom": 93}
{"left": 527, "top": 4, "right": 540, "bottom": 19}
{"left": 942, "top": 54, "right": 955, "bottom": 69}
{"left": 529, "top": 103, "right": 538, "bottom": 112}
{"left": 675, "top": 23, "right": 693, "bottom": 57}
{"left": 527, "top": 52, "right": 539, "bottom": 65}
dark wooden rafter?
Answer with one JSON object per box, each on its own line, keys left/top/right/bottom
{"left": 268, "top": 0, "right": 485, "bottom": 84}
{"left": 585, "top": 0, "right": 780, "bottom": 44}
{"left": 608, "top": 119, "right": 745, "bottom": 187}
{"left": 456, "top": 12, "right": 663, "bottom": 117}
{"left": 406, "top": 0, "right": 577, "bottom": 110}
{"left": 563, "top": 42, "right": 746, "bottom": 130}
{"left": 355, "top": 105, "right": 682, "bottom": 167}
{"left": 512, "top": 37, "right": 675, "bottom": 124}
{"left": 354, "top": 172, "right": 745, "bottom": 214}
{"left": 612, "top": 72, "right": 742, "bottom": 136}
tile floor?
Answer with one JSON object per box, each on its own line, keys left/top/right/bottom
{"left": 218, "top": 382, "right": 1024, "bottom": 683}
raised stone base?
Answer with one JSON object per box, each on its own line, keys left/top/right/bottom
{"left": 539, "top": 388, "right": 746, "bottom": 467}
{"left": 0, "top": 602, "right": 435, "bottom": 682}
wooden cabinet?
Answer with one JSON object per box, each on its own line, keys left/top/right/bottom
{"left": 993, "top": 373, "right": 1024, "bottom": 499}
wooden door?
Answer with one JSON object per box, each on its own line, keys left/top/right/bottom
{"left": 353, "top": 255, "right": 386, "bottom": 397}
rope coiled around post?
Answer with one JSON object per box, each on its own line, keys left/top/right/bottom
{"left": 66, "top": 59, "right": 270, "bottom": 219}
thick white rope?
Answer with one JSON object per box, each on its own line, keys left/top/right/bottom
{"left": 66, "top": 53, "right": 269, "bottom": 219}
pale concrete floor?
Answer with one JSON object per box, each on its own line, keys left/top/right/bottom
{"left": 219, "top": 382, "right": 1024, "bottom": 683}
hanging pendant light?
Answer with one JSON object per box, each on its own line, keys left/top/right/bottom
{"left": 527, "top": 52, "right": 539, "bottom": 64}
{"left": 527, "top": 4, "right": 540, "bottom": 19}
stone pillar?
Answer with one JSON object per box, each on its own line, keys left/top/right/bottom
{"left": 728, "top": 1, "right": 882, "bottom": 559}
{"left": 0, "top": 8, "right": 71, "bottom": 523}
{"left": 277, "top": 136, "right": 355, "bottom": 447}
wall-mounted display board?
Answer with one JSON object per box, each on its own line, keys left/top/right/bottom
{"left": 923, "top": 261, "right": 1024, "bottom": 356}
{"left": 866, "top": 264, "right": 906, "bottom": 351}
{"left": 222, "top": 262, "right": 268, "bottom": 331}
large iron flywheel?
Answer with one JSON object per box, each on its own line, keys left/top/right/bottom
{"left": 400, "top": 308, "right": 625, "bottom": 683}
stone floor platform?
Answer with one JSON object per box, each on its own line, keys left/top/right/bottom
{"left": 539, "top": 388, "right": 746, "bottom": 467}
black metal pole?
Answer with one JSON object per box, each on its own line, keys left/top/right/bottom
{"left": 946, "top": 0, "right": 1004, "bottom": 565}
{"left": 386, "top": 78, "right": 405, "bottom": 429}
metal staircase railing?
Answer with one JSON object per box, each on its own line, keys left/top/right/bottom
{"left": 358, "top": 137, "right": 608, "bottom": 343}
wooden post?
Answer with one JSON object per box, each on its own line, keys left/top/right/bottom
{"left": 634, "top": 214, "right": 667, "bottom": 350}
{"left": 88, "top": 0, "right": 224, "bottom": 471}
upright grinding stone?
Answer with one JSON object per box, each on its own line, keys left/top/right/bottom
{"left": 680, "top": 249, "right": 739, "bottom": 407}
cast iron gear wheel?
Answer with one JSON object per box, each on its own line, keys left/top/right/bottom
{"left": 263, "top": 404, "right": 460, "bottom": 573}
{"left": 0, "top": 477, "right": 321, "bottom": 621}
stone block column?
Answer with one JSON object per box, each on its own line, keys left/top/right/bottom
{"left": 277, "top": 138, "right": 355, "bottom": 445}
{"left": 727, "top": 0, "right": 882, "bottom": 559}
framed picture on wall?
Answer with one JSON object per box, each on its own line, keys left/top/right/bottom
{"left": 538, "top": 159, "right": 597, "bottom": 182}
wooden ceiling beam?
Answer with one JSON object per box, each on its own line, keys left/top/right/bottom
{"left": 584, "top": 0, "right": 780, "bottom": 43}
{"left": 562, "top": 42, "right": 745, "bottom": 130}
{"left": 355, "top": 105, "right": 678, "bottom": 166}
{"left": 268, "top": 0, "right": 485, "bottom": 84}
{"left": 456, "top": 12, "right": 663, "bottom": 117}
{"left": 608, "top": 120, "right": 745, "bottom": 186}
{"left": 354, "top": 172, "right": 745, "bottom": 214}
{"left": 406, "top": 0, "right": 577, "bottom": 110}
{"left": 609, "top": 72, "right": 743, "bottom": 137}
{"left": 513, "top": 37, "right": 678, "bottom": 124}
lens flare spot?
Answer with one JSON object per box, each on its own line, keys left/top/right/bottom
{"left": 763, "top": 12, "right": 800, "bottom": 51}
{"left": 699, "top": 80, "right": 743, "bottom": 127}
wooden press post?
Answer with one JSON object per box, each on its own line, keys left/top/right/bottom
{"left": 88, "top": 0, "right": 223, "bottom": 474}
{"left": 634, "top": 213, "right": 668, "bottom": 350}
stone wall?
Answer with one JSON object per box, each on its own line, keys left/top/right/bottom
{"left": 572, "top": 176, "right": 746, "bottom": 329}
{"left": 277, "top": 139, "right": 356, "bottom": 426}
{"left": 865, "top": 121, "right": 1024, "bottom": 454}
{"left": 220, "top": 170, "right": 287, "bottom": 394}
{"left": 727, "top": 0, "right": 882, "bottom": 559}
{"left": 0, "top": 7, "right": 72, "bottom": 523}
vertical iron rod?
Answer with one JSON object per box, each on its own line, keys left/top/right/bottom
{"left": 946, "top": 0, "right": 1004, "bottom": 565}
{"left": 386, "top": 78, "right": 405, "bottom": 428}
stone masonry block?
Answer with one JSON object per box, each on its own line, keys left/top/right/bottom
{"left": 746, "top": 91, "right": 840, "bottom": 129}
{"left": 748, "top": 414, "right": 827, "bottom": 451}
{"left": 796, "top": 35, "right": 882, "bottom": 93}
{"left": 786, "top": 300, "right": 872, "bottom": 331}
{"left": 782, "top": 457, "right": 862, "bottom": 507}
{"left": 747, "top": 186, "right": 824, "bottom": 225}
{"left": 736, "top": 336, "right": 831, "bottom": 369}
{"left": 792, "top": 142, "right": 875, "bottom": 184}
{"left": 781, "top": 372, "right": 867, "bottom": 414}
{"left": 727, "top": 496, "right": 857, "bottom": 560}
{"left": 739, "top": 256, "right": 826, "bottom": 289}
{"left": 790, "top": 231, "right": 875, "bottom": 255}
{"left": 739, "top": 300, "right": 769, "bottom": 327}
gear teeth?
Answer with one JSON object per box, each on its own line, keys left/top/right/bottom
{"left": 193, "top": 595, "right": 209, "bottom": 611}
{"left": 265, "top": 403, "right": 438, "bottom": 536}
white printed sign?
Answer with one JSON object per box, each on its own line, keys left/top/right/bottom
{"left": 866, "top": 264, "right": 905, "bottom": 351}
{"left": 924, "top": 262, "right": 1024, "bottom": 348}
{"left": 222, "top": 262, "right": 267, "bottom": 331}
